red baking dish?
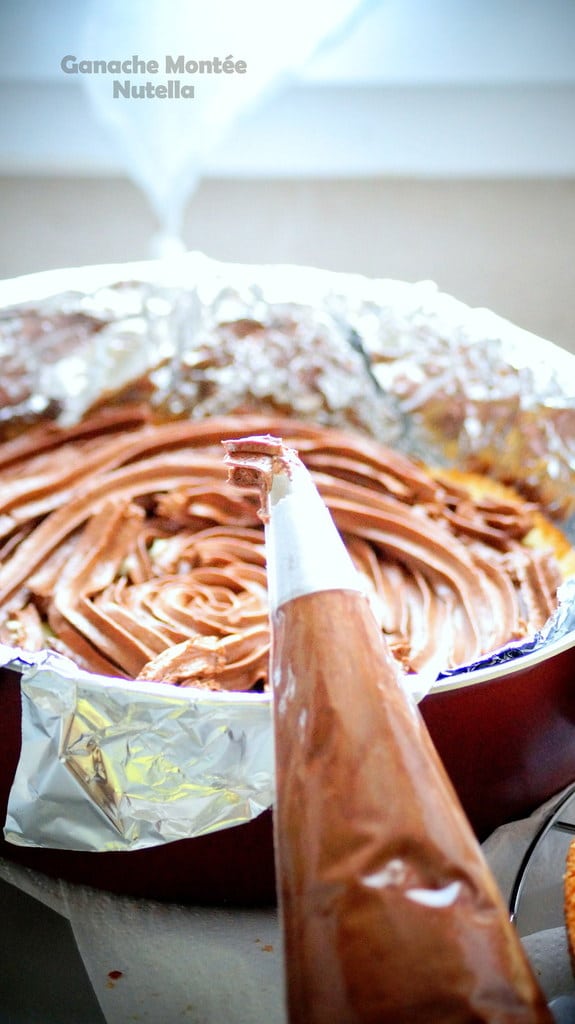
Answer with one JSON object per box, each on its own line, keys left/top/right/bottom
{"left": 1, "top": 631, "right": 575, "bottom": 906}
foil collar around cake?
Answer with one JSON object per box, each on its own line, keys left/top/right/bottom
{"left": 1, "top": 643, "right": 273, "bottom": 852}
{"left": 0, "top": 252, "right": 574, "bottom": 852}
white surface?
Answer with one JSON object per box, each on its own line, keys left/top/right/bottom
{"left": 1, "top": 790, "right": 574, "bottom": 1022}
{"left": 66, "top": 892, "right": 285, "bottom": 1024}
{"left": 0, "top": 856, "right": 285, "bottom": 1024}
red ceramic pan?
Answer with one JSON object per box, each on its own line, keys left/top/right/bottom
{"left": 1, "top": 631, "right": 574, "bottom": 906}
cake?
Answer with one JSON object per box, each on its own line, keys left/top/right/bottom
{"left": 0, "top": 404, "right": 572, "bottom": 688}
{"left": 0, "top": 258, "right": 574, "bottom": 896}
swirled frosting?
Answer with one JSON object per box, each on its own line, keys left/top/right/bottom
{"left": 0, "top": 406, "right": 566, "bottom": 688}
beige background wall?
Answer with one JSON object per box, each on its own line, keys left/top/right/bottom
{"left": 1, "top": 175, "right": 574, "bottom": 355}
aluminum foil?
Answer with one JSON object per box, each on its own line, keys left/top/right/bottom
{"left": 1, "top": 644, "right": 273, "bottom": 852}
{"left": 1, "top": 251, "right": 574, "bottom": 853}
{"left": 1, "top": 253, "right": 573, "bottom": 521}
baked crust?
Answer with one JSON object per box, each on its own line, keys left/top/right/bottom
{"left": 565, "top": 838, "right": 575, "bottom": 974}
{"left": 433, "top": 467, "right": 575, "bottom": 580}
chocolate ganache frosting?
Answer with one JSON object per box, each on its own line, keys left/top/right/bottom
{"left": 0, "top": 405, "right": 568, "bottom": 688}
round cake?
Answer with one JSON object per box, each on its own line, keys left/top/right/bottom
{"left": 1, "top": 258, "right": 575, "bottom": 903}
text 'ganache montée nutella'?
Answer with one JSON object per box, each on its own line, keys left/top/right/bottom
{"left": 224, "top": 435, "right": 552, "bottom": 1024}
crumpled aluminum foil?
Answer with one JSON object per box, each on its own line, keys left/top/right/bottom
{"left": 2, "top": 253, "right": 573, "bottom": 521}
{"left": 0, "top": 251, "right": 574, "bottom": 853}
{"left": 1, "top": 645, "right": 273, "bottom": 852}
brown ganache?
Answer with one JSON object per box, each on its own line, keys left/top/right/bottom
{"left": 225, "top": 435, "right": 552, "bottom": 1023}
{"left": 0, "top": 407, "right": 565, "bottom": 687}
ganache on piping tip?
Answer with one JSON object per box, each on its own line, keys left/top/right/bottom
{"left": 223, "top": 434, "right": 296, "bottom": 519}
{"left": 223, "top": 434, "right": 364, "bottom": 612}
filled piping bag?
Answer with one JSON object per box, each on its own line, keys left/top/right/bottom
{"left": 224, "top": 434, "right": 552, "bottom": 1024}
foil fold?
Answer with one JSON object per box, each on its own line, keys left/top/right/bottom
{"left": 1, "top": 644, "right": 273, "bottom": 851}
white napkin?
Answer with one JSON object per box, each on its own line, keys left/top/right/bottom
{"left": 0, "top": 855, "right": 285, "bottom": 1024}
{"left": 2, "top": 788, "right": 574, "bottom": 1023}
{"left": 522, "top": 928, "right": 573, "bottom": 1002}
{"left": 64, "top": 887, "right": 285, "bottom": 1024}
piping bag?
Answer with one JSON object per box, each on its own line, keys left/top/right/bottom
{"left": 223, "top": 434, "right": 552, "bottom": 1024}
